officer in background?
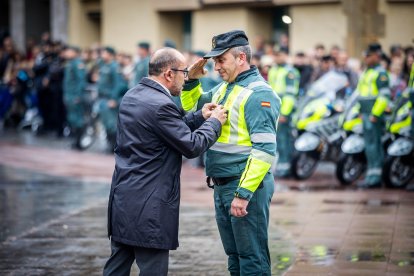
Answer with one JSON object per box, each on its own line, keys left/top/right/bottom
{"left": 409, "top": 62, "right": 414, "bottom": 139}
{"left": 181, "top": 30, "right": 280, "bottom": 275}
{"left": 97, "top": 47, "right": 123, "bottom": 151}
{"left": 131, "top": 42, "right": 151, "bottom": 88}
{"left": 268, "top": 48, "right": 300, "bottom": 177}
{"left": 357, "top": 43, "right": 391, "bottom": 188}
{"left": 63, "top": 46, "right": 86, "bottom": 149}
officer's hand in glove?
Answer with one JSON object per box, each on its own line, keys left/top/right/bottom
{"left": 210, "top": 105, "right": 228, "bottom": 125}
{"left": 188, "top": 58, "right": 208, "bottom": 80}
{"left": 202, "top": 103, "right": 218, "bottom": 119}
{"left": 231, "top": 197, "right": 249, "bottom": 217}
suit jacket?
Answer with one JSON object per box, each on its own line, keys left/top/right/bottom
{"left": 108, "top": 77, "right": 221, "bottom": 250}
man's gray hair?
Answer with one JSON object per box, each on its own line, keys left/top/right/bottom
{"left": 230, "top": 45, "right": 252, "bottom": 63}
{"left": 149, "top": 48, "right": 181, "bottom": 76}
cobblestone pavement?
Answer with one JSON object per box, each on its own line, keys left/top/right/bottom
{"left": 1, "top": 131, "right": 414, "bottom": 275}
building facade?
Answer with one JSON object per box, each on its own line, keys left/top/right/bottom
{"left": 1, "top": 0, "right": 413, "bottom": 58}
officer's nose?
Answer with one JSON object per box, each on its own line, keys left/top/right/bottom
{"left": 214, "top": 62, "right": 221, "bottom": 72}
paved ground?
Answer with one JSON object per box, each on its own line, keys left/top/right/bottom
{"left": 0, "top": 130, "right": 414, "bottom": 275}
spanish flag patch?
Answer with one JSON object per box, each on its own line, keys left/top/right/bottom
{"left": 261, "top": 101, "right": 271, "bottom": 108}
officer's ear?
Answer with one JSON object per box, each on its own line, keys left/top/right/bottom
{"left": 238, "top": 52, "right": 247, "bottom": 66}
{"left": 164, "top": 69, "right": 174, "bottom": 82}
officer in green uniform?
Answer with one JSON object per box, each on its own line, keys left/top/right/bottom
{"left": 267, "top": 48, "right": 300, "bottom": 177}
{"left": 357, "top": 43, "right": 391, "bottom": 188}
{"left": 408, "top": 62, "right": 414, "bottom": 139}
{"left": 97, "top": 47, "right": 123, "bottom": 151}
{"left": 63, "top": 46, "right": 86, "bottom": 149}
{"left": 181, "top": 30, "right": 281, "bottom": 275}
{"left": 131, "top": 42, "right": 151, "bottom": 87}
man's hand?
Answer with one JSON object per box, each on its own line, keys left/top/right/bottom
{"left": 210, "top": 105, "right": 228, "bottom": 125}
{"left": 107, "top": 100, "right": 117, "bottom": 109}
{"left": 188, "top": 58, "right": 208, "bottom": 80}
{"left": 202, "top": 103, "right": 218, "bottom": 119}
{"left": 369, "top": 115, "right": 378, "bottom": 123}
{"left": 231, "top": 197, "right": 249, "bottom": 217}
{"left": 279, "top": 115, "right": 287, "bottom": 123}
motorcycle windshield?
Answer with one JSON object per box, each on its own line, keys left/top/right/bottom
{"left": 308, "top": 71, "right": 349, "bottom": 101}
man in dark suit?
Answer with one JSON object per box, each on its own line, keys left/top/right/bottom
{"left": 103, "top": 47, "right": 227, "bottom": 276}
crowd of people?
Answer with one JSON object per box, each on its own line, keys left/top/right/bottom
{"left": 0, "top": 31, "right": 413, "bottom": 152}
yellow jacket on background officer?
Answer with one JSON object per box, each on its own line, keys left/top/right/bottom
{"left": 357, "top": 43, "right": 391, "bottom": 188}
{"left": 267, "top": 49, "right": 300, "bottom": 177}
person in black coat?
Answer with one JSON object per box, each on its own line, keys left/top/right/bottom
{"left": 103, "top": 47, "right": 227, "bottom": 276}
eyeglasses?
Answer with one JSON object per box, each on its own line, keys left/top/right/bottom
{"left": 171, "top": 68, "right": 189, "bottom": 78}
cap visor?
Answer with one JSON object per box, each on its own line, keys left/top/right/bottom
{"left": 203, "top": 48, "right": 229, "bottom": 59}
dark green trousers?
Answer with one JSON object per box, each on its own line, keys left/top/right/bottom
{"left": 361, "top": 114, "right": 384, "bottom": 184}
{"left": 66, "top": 103, "right": 85, "bottom": 129}
{"left": 275, "top": 119, "right": 293, "bottom": 175}
{"left": 214, "top": 172, "right": 274, "bottom": 276}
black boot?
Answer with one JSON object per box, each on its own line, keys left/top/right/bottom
{"left": 71, "top": 128, "right": 83, "bottom": 150}
{"left": 106, "top": 133, "right": 116, "bottom": 153}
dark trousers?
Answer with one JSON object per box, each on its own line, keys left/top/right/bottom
{"left": 214, "top": 172, "right": 274, "bottom": 276}
{"left": 103, "top": 240, "right": 169, "bottom": 276}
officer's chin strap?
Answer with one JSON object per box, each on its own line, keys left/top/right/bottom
{"left": 206, "top": 177, "right": 214, "bottom": 189}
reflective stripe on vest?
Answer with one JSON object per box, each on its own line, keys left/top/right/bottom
{"left": 209, "top": 80, "right": 271, "bottom": 154}
{"left": 268, "top": 66, "right": 298, "bottom": 96}
{"left": 269, "top": 67, "right": 288, "bottom": 95}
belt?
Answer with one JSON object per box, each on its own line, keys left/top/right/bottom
{"left": 206, "top": 176, "right": 240, "bottom": 189}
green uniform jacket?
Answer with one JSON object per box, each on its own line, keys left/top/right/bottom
{"left": 181, "top": 66, "right": 281, "bottom": 200}
{"left": 97, "top": 60, "right": 124, "bottom": 133}
{"left": 132, "top": 56, "right": 150, "bottom": 87}
{"left": 63, "top": 58, "right": 86, "bottom": 105}
{"left": 63, "top": 58, "right": 86, "bottom": 128}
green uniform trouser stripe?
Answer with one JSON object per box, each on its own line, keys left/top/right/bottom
{"left": 367, "top": 168, "right": 382, "bottom": 177}
{"left": 251, "top": 133, "right": 276, "bottom": 143}
{"left": 214, "top": 175, "right": 274, "bottom": 275}
{"left": 277, "top": 162, "right": 291, "bottom": 170}
{"left": 210, "top": 142, "right": 252, "bottom": 154}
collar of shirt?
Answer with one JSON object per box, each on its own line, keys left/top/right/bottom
{"left": 152, "top": 79, "right": 171, "bottom": 96}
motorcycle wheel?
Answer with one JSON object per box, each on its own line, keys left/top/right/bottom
{"left": 383, "top": 156, "right": 413, "bottom": 188}
{"left": 78, "top": 123, "right": 97, "bottom": 150}
{"left": 291, "top": 152, "right": 319, "bottom": 180}
{"left": 336, "top": 154, "right": 365, "bottom": 185}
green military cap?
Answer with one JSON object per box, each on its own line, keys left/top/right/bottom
{"left": 164, "top": 39, "right": 176, "bottom": 49}
{"left": 137, "top": 42, "right": 150, "bottom": 50}
{"left": 365, "top": 43, "right": 382, "bottom": 56}
{"left": 65, "top": 45, "right": 81, "bottom": 53}
{"left": 204, "top": 30, "right": 249, "bottom": 59}
{"left": 274, "top": 47, "right": 289, "bottom": 55}
{"left": 104, "top": 46, "right": 116, "bottom": 56}
{"left": 192, "top": 50, "right": 206, "bottom": 57}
